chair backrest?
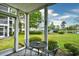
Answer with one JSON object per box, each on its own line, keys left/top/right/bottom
{"left": 52, "top": 48, "right": 58, "bottom": 56}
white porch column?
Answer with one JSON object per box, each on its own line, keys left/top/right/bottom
{"left": 7, "top": 7, "right": 10, "bottom": 37}
{"left": 24, "top": 13, "right": 29, "bottom": 48}
{"left": 44, "top": 7, "right": 48, "bottom": 50}
{"left": 7, "top": 17, "right": 10, "bottom": 37}
{"left": 14, "top": 11, "right": 19, "bottom": 52}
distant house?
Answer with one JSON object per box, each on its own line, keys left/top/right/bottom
{"left": 0, "top": 17, "right": 14, "bottom": 37}
{"left": 0, "top": 5, "right": 15, "bottom": 37}
{"left": 76, "top": 25, "right": 79, "bottom": 34}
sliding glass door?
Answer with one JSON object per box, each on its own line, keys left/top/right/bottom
{"left": 0, "top": 16, "right": 15, "bottom": 51}
{"left": 18, "top": 13, "right": 25, "bottom": 48}
{"left": 0, "top": 4, "right": 25, "bottom": 54}
{"left": 0, "top": 4, "right": 15, "bottom": 52}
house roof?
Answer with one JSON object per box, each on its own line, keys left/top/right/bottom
{"left": 6, "top": 3, "right": 54, "bottom": 13}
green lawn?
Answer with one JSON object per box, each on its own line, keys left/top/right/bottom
{"left": 30, "top": 33, "right": 79, "bottom": 49}
{"left": 0, "top": 33, "right": 79, "bottom": 51}
{"left": 0, "top": 37, "right": 14, "bottom": 51}
{"left": 49, "top": 33, "right": 79, "bottom": 49}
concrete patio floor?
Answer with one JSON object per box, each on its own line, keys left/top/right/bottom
{"left": 8, "top": 49, "right": 47, "bottom": 56}
{"left": 8, "top": 48, "right": 67, "bottom": 56}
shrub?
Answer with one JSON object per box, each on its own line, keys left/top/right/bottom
{"left": 48, "top": 40, "right": 58, "bottom": 51}
{"left": 19, "top": 32, "right": 24, "bottom": 34}
{"left": 53, "top": 30, "right": 58, "bottom": 33}
{"left": 9, "top": 32, "right": 13, "bottom": 36}
{"left": 64, "top": 43, "right": 72, "bottom": 49}
{"left": 58, "top": 31, "right": 64, "bottom": 34}
{"left": 19, "top": 43, "right": 24, "bottom": 47}
{"left": 68, "top": 31, "right": 73, "bottom": 33}
{"left": 29, "top": 36, "right": 42, "bottom": 42}
{"left": 29, "top": 31, "right": 42, "bottom": 34}
{"left": 64, "top": 43, "right": 79, "bottom": 55}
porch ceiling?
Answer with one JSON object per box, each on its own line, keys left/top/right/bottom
{"left": 6, "top": 3, "right": 54, "bottom": 13}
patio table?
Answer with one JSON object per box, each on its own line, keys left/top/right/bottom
{"left": 30, "top": 41, "right": 46, "bottom": 55}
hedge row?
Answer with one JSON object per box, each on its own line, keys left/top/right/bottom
{"left": 29, "top": 36, "right": 59, "bottom": 51}
{"left": 29, "top": 31, "right": 42, "bottom": 34}
{"left": 29, "top": 36, "right": 42, "bottom": 42}
{"left": 29, "top": 36, "right": 79, "bottom": 55}
{"left": 64, "top": 43, "right": 79, "bottom": 55}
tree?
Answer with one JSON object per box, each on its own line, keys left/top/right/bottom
{"left": 29, "top": 11, "right": 42, "bottom": 28}
{"left": 19, "top": 21, "right": 22, "bottom": 32}
{"left": 48, "top": 22, "right": 55, "bottom": 32}
{"left": 19, "top": 13, "right": 24, "bottom": 33}
{"left": 61, "top": 21, "right": 66, "bottom": 29}
{"left": 15, "top": 11, "right": 42, "bottom": 32}
{"left": 56, "top": 25, "right": 59, "bottom": 30}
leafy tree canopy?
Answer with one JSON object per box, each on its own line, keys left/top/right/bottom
{"left": 29, "top": 11, "right": 42, "bottom": 28}
{"left": 48, "top": 22, "right": 55, "bottom": 31}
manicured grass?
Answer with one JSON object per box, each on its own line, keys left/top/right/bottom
{"left": 0, "top": 33, "right": 79, "bottom": 51}
{"left": 48, "top": 33, "right": 79, "bottom": 49}
{"left": 0, "top": 34, "right": 25, "bottom": 51}
{"left": 30, "top": 33, "right": 79, "bottom": 49}
{"left": 0, "top": 37, "right": 14, "bottom": 51}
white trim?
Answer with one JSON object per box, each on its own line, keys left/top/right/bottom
{"left": 7, "top": 17, "right": 10, "bottom": 37}
{"left": 25, "top": 13, "right": 29, "bottom": 47}
{"left": 0, "top": 24, "right": 8, "bottom": 26}
{"left": 24, "top": 14, "right": 26, "bottom": 44}
{"left": 7, "top": 7, "right": 10, "bottom": 37}
{"left": 0, "top": 36, "right": 4, "bottom": 37}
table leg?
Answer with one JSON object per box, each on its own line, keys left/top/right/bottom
{"left": 38, "top": 49, "right": 39, "bottom": 55}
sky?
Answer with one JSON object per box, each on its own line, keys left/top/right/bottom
{"left": 48, "top": 3, "right": 79, "bottom": 15}
{"left": 40, "top": 3, "right": 79, "bottom": 28}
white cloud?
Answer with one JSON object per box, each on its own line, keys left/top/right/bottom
{"left": 48, "top": 9, "right": 54, "bottom": 14}
{"left": 58, "top": 15, "right": 70, "bottom": 20}
{"left": 40, "top": 9, "right": 54, "bottom": 15}
{"left": 51, "top": 13, "right": 59, "bottom": 16}
{"left": 40, "top": 9, "right": 44, "bottom": 16}
{"left": 40, "top": 9, "right": 59, "bottom": 16}
{"left": 70, "top": 9, "right": 79, "bottom": 13}
{"left": 53, "top": 20, "right": 62, "bottom": 26}
{"left": 39, "top": 8, "right": 79, "bottom": 29}
{"left": 40, "top": 9, "right": 54, "bottom": 14}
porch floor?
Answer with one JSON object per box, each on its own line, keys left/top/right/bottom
{"left": 8, "top": 49, "right": 47, "bottom": 56}
{"left": 8, "top": 48, "right": 67, "bottom": 56}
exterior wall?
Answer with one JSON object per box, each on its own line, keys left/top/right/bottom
{"left": 0, "top": 4, "right": 15, "bottom": 38}
{"left": 0, "top": 17, "right": 8, "bottom": 38}
{"left": 0, "top": 17, "right": 14, "bottom": 38}
{"left": 0, "top": 26, "right": 4, "bottom": 37}
{"left": 0, "top": 4, "right": 8, "bottom": 12}
{"left": 0, "top": 18, "right": 8, "bottom": 24}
